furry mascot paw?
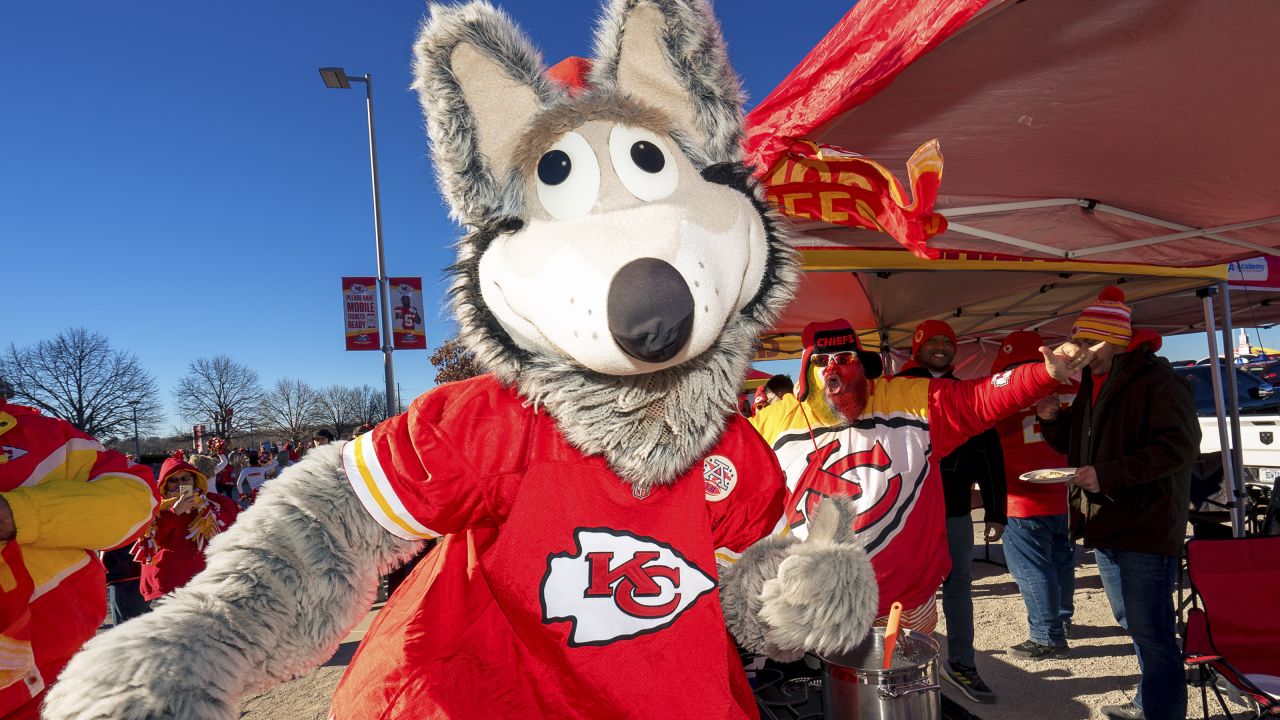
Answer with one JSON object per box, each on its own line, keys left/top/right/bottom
{"left": 42, "top": 445, "right": 422, "bottom": 720}
{"left": 720, "top": 497, "right": 878, "bottom": 661}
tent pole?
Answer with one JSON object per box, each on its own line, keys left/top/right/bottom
{"left": 1200, "top": 288, "right": 1242, "bottom": 538}
{"left": 1219, "top": 281, "right": 1247, "bottom": 536}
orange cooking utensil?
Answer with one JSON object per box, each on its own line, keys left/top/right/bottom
{"left": 882, "top": 601, "right": 903, "bottom": 670}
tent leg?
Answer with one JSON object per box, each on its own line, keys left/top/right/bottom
{"left": 1201, "top": 288, "right": 1242, "bottom": 538}
{"left": 1219, "top": 281, "right": 1247, "bottom": 537}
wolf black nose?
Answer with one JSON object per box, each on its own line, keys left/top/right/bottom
{"left": 607, "top": 258, "right": 694, "bottom": 363}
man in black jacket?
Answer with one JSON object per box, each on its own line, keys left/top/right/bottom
{"left": 1038, "top": 287, "right": 1199, "bottom": 720}
{"left": 899, "top": 319, "right": 1005, "bottom": 704}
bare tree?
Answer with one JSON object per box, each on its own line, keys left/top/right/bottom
{"left": 429, "top": 338, "right": 480, "bottom": 384}
{"left": 259, "top": 379, "right": 320, "bottom": 445}
{"left": 355, "top": 384, "right": 388, "bottom": 426}
{"left": 316, "top": 385, "right": 364, "bottom": 439}
{"left": 173, "top": 356, "right": 263, "bottom": 438}
{"left": 2, "top": 328, "right": 161, "bottom": 438}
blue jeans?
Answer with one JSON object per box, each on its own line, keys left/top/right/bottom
{"left": 108, "top": 580, "right": 149, "bottom": 626}
{"left": 1095, "top": 548, "right": 1186, "bottom": 720}
{"left": 1003, "top": 514, "right": 1074, "bottom": 646}
{"left": 942, "top": 515, "right": 975, "bottom": 666}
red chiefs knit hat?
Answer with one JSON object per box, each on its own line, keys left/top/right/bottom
{"left": 752, "top": 386, "right": 768, "bottom": 410}
{"left": 795, "top": 319, "right": 882, "bottom": 400}
{"left": 990, "top": 330, "right": 1045, "bottom": 374}
{"left": 911, "top": 319, "right": 957, "bottom": 357}
{"left": 1072, "top": 286, "right": 1132, "bottom": 346}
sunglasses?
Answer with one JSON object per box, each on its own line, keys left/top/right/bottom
{"left": 811, "top": 351, "right": 858, "bottom": 366}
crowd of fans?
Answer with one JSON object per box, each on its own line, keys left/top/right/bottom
{"left": 744, "top": 288, "right": 1197, "bottom": 720}
{"left": 0, "top": 286, "right": 1200, "bottom": 720}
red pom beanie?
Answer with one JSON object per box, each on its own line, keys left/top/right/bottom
{"left": 911, "top": 319, "right": 957, "bottom": 357}
{"left": 1072, "top": 286, "right": 1132, "bottom": 346}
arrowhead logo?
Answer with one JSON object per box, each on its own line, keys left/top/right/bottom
{"left": 1, "top": 446, "right": 27, "bottom": 462}
{"left": 541, "top": 528, "right": 715, "bottom": 647}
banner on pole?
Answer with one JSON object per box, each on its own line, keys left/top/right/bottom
{"left": 342, "top": 277, "right": 380, "bottom": 351}
{"left": 389, "top": 276, "right": 427, "bottom": 350}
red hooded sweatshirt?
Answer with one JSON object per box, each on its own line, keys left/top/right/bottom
{"left": 138, "top": 458, "right": 238, "bottom": 601}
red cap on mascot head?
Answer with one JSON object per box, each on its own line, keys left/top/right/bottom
{"left": 990, "top": 330, "right": 1045, "bottom": 374}
{"left": 547, "top": 57, "right": 591, "bottom": 94}
{"left": 795, "top": 319, "right": 883, "bottom": 401}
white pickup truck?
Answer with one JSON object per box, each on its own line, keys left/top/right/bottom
{"left": 1176, "top": 365, "right": 1280, "bottom": 489}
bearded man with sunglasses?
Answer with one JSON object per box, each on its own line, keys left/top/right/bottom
{"left": 751, "top": 319, "right": 1089, "bottom": 646}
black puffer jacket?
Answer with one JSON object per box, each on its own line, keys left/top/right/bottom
{"left": 1040, "top": 343, "right": 1199, "bottom": 556}
{"left": 898, "top": 365, "right": 1006, "bottom": 524}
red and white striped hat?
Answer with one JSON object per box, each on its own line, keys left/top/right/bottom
{"left": 1071, "top": 286, "right": 1132, "bottom": 346}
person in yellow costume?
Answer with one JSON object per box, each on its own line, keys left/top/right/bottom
{"left": 0, "top": 379, "right": 158, "bottom": 719}
{"left": 751, "top": 319, "right": 1088, "bottom": 634}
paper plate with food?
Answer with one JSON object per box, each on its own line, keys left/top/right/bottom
{"left": 1019, "top": 468, "right": 1078, "bottom": 484}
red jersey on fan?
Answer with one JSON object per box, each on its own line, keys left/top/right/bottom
{"left": 332, "top": 376, "right": 785, "bottom": 720}
{"left": 995, "top": 406, "right": 1071, "bottom": 518}
{"left": 988, "top": 331, "right": 1076, "bottom": 519}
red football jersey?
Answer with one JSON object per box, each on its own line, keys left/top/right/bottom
{"left": 333, "top": 376, "right": 785, "bottom": 719}
{"left": 995, "top": 402, "right": 1072, "bottom": 519}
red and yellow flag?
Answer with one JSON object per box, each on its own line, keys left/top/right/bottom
{"left": 764, "top": 139, "right": 947, "bottom": 259}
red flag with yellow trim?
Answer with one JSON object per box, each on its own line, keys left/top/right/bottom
{"left": 764, "top": 139, "right": 947, "bottom": 259}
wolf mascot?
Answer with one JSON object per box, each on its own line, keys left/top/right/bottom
{"left": 45, "top": 2, "right": 883, "bottom": 718}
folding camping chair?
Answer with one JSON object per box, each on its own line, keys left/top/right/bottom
{"left": 1183, "top": 536, "right": 1280, "bottom": 718}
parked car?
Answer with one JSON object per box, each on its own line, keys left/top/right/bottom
{"left": 1251, "top": 360, "right": 1280, "bottom": 385}
{"left": 1176, "top": 365, "right": 1280, "bottom": 508}
{"left": 1195, "top": 354, "right": 1265, "bottom": 366}
{"left": 1177, "top": 365, "right": 1278, "bottom": 415}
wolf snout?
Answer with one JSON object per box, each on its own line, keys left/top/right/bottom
{"left": 607, "top": 258, "right": 694, "bottom": 363}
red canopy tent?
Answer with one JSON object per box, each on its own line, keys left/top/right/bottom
{"left": 746, "top": 0, "right": 1280, "bottom": 266}
{"left": 744, "top": 0, "right": 1280, "bottom": 536}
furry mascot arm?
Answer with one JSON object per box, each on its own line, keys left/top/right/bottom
{"left": 42, "top": 444, "right": 423, "bottom": 720}
{"left": 719, "top": 497, "right": 878, "bottom": 662}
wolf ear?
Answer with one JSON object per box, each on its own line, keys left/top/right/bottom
{"left": 590, "top": 0, "right": 746, "bottom": 166}
{"left": 413, "top": 2, "right": 559, "bottom": 226}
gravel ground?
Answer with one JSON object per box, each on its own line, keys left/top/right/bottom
{"left": 938, "top": 523, "right": 1254, "bottom": 720}
{"left": 237, "top": 519, "right": 1259, "bottom": 719}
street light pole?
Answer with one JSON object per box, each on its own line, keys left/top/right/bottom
{"left": 128, "top": 400, "right": 141, "bottom": 458}
{"left": 319, "top": 67, "right": 397, "bottom": 418}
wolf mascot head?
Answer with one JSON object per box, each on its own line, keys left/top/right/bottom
{"left": 42, "top": 4, "right": 876, "bottom": 719}
{"left": 419, "top": 0, "right": 797, "bottom": 488}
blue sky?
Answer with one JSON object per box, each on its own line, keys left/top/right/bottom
{"left": 2, "top": 0, "right": 851, "bottom": 429}
{"left": 3, "top": 1, "right": 1272, "bottom": 431}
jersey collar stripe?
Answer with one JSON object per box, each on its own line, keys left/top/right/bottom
{"left": 343, "top": 435, "right": 437, "bottom": 540}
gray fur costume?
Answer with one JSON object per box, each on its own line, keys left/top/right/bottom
{"left": 43, "top": 2, "right": 876, "bottom": 718}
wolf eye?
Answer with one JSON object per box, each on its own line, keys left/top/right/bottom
{"left": 630, "top": 142, "right": 665, "bottom": 173}
{"left": 535, "top": 131, "right": 599, "bottom": 221}
{"left": 609, "top": 125, "right": 678, "bottom": 202}
{"left": 538, "top": 150, "right": 572, "bottom": 185}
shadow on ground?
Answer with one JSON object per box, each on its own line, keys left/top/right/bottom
{"left": 322, "top": 640, "right": 360, "bottom": 668}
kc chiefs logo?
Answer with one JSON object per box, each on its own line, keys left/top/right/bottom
{"left": 541, "top": 528, "right": 715, "bottom": 646}
{"left": 786, "top": 435, "right": 927, "bottom": 554}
